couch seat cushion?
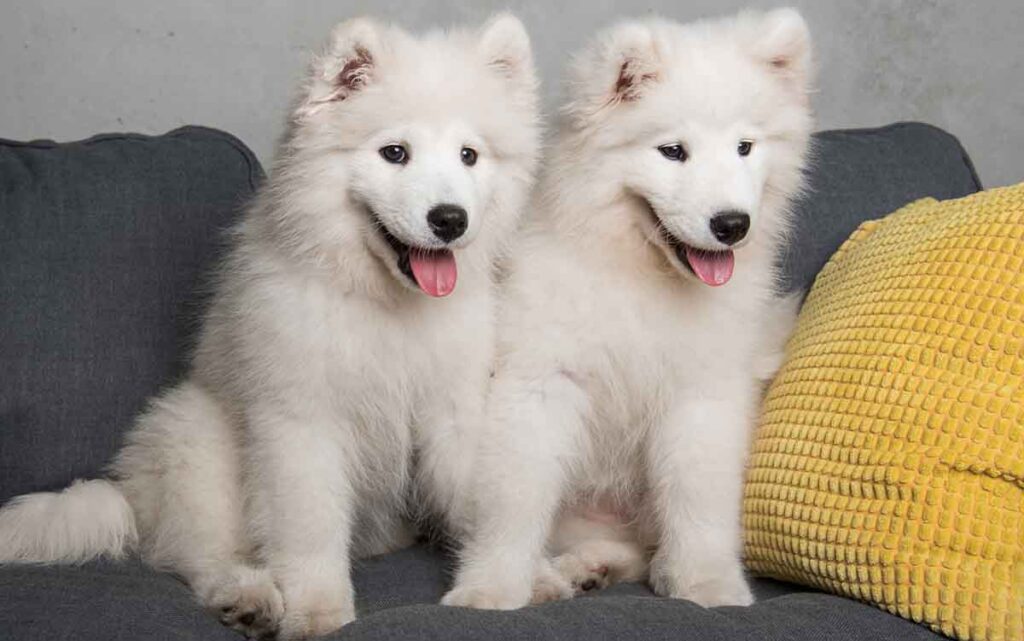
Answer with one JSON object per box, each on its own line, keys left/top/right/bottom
{"left": 0, "top": 545, "right": 951, "bottom": 641}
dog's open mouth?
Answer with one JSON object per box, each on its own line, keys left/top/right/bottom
{"left": 374, "top": 215, "right": 457, "bottom": 298}
{"left": 663, "top": 233, "right": 735, "bottom": 286}
{"left": 641, "top": 199, "right": 735, "bottom": 287}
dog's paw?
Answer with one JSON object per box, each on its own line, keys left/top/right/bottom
{"left": 202, "top": 567, "right": 284, "bottom": 640}
{"left": 665, "top": 575, "right": 754, "bottom": 607}
{"left": 553, "top": 553, "right": 611, "bottom": 594}
{"left": 649, "top": 559, "right": 753, "bottom": 607}
{"left": 529, "top": 562, "right": 574, "bottom": 604}
{"left": 441, "top": 583, "right": 531, "bottom": 610}
{"left": 277, "top": 575, "right": 355, "bottom": 640}
{"left": 279, "top": 604, "right": 353, "bottom": 641}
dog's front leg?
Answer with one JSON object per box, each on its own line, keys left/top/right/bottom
{"left": 246, "top": 404, "right": 357, "bottom": 640}
{"left": 442, "top": 371, "right": 586, "bottom": 609}
{"left": 414, "top": 324, "right": 494, "bottom": 537}
{"left": 646, "top": 389, "right": 756, "bottom": 607}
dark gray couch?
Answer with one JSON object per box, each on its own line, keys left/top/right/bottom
{"left": 0, "top": 123, "right": 980, "bottom": 640}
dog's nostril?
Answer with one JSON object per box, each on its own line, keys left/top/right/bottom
{"left": 709, "top": 210, "right": 750, "bottom": 246}
{"left": 427, "top": 204, "right": 468, "bottom": 243}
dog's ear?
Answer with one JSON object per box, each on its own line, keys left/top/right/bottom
{"left": 296, "top": 17, "right": 383, "bottom": 119}
{"left": 564, "top": 22, "right": 662, "bottom": 128}
{"left": 746, "top": 8, "right": 812, "bottom": 95}
{"left": 477, "top": 13, "right": 536, "bottom": 94}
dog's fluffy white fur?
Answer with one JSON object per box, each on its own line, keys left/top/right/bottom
{"left": 443, "top": 9, "right": 813, "bottom": 610}
{"left": 0, "top": 14, "right": 539, "bottom": 640}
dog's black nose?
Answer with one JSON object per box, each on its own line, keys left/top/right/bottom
{"left": 427, "top": 204, "right": 468, "bottom": 243}
{"left": 709, "top": 210, "right": 750, "bottom": 245}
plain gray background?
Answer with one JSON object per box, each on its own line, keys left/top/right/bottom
{"left": 3, "top": 0, "right": 1021, "bottom": 187}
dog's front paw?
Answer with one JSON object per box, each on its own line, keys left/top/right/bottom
{"left": 200, "top": 566, "right": 284, "bottom": 640}
{"left": 553, "top": 552, "right": 610, "bottom": 594}
{"left": 277, "top": 574, "right": 355, "bottom": 640}
{"left": 279, "top": 605, "right": 353, "bottom": 641}
{"left": 649, "top": 557, "right": 753, "bottom": 607}
{"left": 530, "top": 560, "right": 574, "bottom": 604}
{"left": 441, "top": 582, "right": 532, "bottom": 610}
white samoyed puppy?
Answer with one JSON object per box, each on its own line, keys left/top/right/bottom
{"left": 443, "top": 8, "right": 812, "bottom": 610}
{"left": 0, "top": 14, "right": 540, "bottom": 640}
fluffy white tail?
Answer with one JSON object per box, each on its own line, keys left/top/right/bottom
{"left": 752, "top": 291, "right": 803, "bottom": 383}
{"left": 0, "top": 479, "right": 137, "bottom": 564}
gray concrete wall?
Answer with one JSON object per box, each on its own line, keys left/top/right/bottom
{"left": 3, "top": 0, "right": 1021, "bottom": 186}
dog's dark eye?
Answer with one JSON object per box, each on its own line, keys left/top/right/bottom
{"left": 461, "top": 147, "right": 478, "bottom": 167}
{"left": 658, "top": 144, "right": 687, "bottom": 162}
{"left": 380, "top": 145, "right": 408, "bottom": 165}
{"left": 737, "top": 140, "right": 754, "bottom": 157}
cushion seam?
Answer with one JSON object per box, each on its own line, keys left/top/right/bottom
{"left": 0, "top": 127, "right": 265, "bottom": 192}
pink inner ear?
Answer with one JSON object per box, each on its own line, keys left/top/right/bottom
{"left": 615, "top": 59, "right": 658, "bottom": 103}
{"left": 335, "top": 46, "right": 373, "bottom": 97}
{"left": 615, "top": 61, "right": 635, "bottom": 98}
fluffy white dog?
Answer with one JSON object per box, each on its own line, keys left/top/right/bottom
{"left": 0, "top": 14, "right": 540, "bottom": 640}
{"left": 443, "top": 8, "right": 812, "bottom": 610}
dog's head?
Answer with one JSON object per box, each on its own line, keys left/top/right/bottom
{"left": 561, "top": 9, "right": 813, "bottom": 286}
{"left": 279, "top": 14, "right": 540, "bottom": 297}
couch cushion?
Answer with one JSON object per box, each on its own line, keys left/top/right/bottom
{"left": 0, "top": 559, "right": 237, "bottom": 641}
{"left": 0, "top": 545, "right": 949, "bottom": 641}
{"left": 782, "top": 122, "right": 981, "bottom": 293}
{"left": 746, "top": 185, "right": 1024, "bottom": 641}
{"left": 345, "top": 592, "right": 951, "bottom": 641}
{"left": 0, "top": 127, "right": 263, "bottom": 502}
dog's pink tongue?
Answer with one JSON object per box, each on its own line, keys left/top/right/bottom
{"left": 409, "top": 249, "right": 457, "bottom": 297}
{"left": 685, "top": 247, "right": 735, "bottom": 286}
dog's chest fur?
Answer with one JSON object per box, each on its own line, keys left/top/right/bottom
{"left": 499, "top": 232, "right": 768, "bottom": 495}
{"left": 197, "top": 247, "right": 491, "bottom": 501}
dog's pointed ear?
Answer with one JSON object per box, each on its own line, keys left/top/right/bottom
{"left": 564, "top": 22, "right": 662, "bottom": 128}
{"left": 296, "top": 17, "right": 383, "bottom": 119}
{"left": 746, "top": 8, "right": 812, "bottom": 94}
{"left": 477, "top": 13, "right": 536, "bottom": 92}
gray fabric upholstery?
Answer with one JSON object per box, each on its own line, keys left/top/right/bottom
{"left": 0, "top": 127, "right": 263, "bottom": 502}
{"left": 1, "top": 559, "right": 237, "bottom": 641}
{"left": 345, "top": 592, "right": 948, "bottom": 641}
{"left": 1, "top": 545, "right": 947, "bottom": 641}
{"left": 781, "top": 122, "right": 981, "bottom": 293}
{"left": 0, "top": 122, "right": 975, "bottom": 640}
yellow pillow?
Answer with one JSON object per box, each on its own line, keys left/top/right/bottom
{"left": 744, "top": 184, "right": 1024, "bottom": 641}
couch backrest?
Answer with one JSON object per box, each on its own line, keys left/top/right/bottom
{"left": 0, "top": 122, "right": 981, "bottom": 502}
{"left": 0, "top": 127, "right": 263, "bottom": 500}
{"left": 782, "top": 122, "right": 981, "bottom": 293}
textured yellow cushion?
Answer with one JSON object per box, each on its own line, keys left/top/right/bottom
{"left": 744, "top": 184, "right": 1024, "bottom": 641}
